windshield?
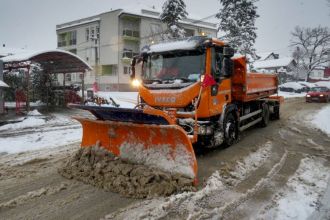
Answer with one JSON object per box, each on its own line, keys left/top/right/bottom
{"left": 142, "top": 50, "right": 206, "bottom": 82}
{"left": 310, "top": 87, "right": 328, "bottom": 92}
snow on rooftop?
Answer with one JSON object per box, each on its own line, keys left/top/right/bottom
{"left": 56, "top": 17, "right": 100, "bottom": 30}
{"left": 57, "top": 8, "right": 217, "bottom": 31}
{"left": 0, "top": 49, "right": 92, "bottom": 70}
{"left": 0, "top": 47, "right": 30, "bottom": 58}
{"left": 254, "top": 57, "right": 294, "bottom": 69}
{"left": 256, "top": 52, "right": 273, "bottom": 60}
{"left": 0, "top": 80, "right": 9, "bottom": 88}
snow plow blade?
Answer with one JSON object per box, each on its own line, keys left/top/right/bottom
{"left": 73, "top": 116, "right": 198, "bottom": 181}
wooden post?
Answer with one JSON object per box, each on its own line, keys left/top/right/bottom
{"left": 63, "top": 73, "right": 66, "bottom": 107}
{"left": 26, "top": 66, "right": 30, "bottom": 112}
{"left": 81, "top": 71, "right": 85, "bottom": 104}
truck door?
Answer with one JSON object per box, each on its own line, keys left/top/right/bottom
{"left": 209, "top": 47, "right": 231, "bottom": 116}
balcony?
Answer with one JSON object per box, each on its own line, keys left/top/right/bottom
{"left": 122, "top": 29, "right": 140, "bottom": 41}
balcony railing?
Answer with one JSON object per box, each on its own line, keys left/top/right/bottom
{"left": 69, "top": 39, "right": 77, "bottom": 45}
{"left": 122, "top": 29, "right": 140, "bottom": 41}
{"left": 122, "top": 51, "right": 139, "bottom": 59}
{"left": 57, "top": 41, "right": 67, "bottom": 47}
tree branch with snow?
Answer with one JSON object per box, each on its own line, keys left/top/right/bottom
{"left": 216, "top": 0, "right": 259, "bottom": 59}
{"left": 160, "top": 0, "right": 188, "bottom": 40}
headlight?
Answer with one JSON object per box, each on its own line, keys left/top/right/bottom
{"left": 306, "top": 94, "right": 311, "bottom": 97}
{"left": 131, "top": 79, "right": 141, "bottom": 87}
{"left": 319, "top": 94, "right": 324, "bottom": 97}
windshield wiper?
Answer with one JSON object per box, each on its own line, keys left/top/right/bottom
{"left": 173, "top": 77, "right": 194, "bottom": 82}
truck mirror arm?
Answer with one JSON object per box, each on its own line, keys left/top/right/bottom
{"left": 130, "top": 56, "right": 136, "bottom": 80}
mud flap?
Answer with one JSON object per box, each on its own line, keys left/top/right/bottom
{"left": 74, "top": 117, "right": 198, "bottom": 181}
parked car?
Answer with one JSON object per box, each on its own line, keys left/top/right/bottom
{"left": 279, "top": 82, "right": 306, "bottom": 93}
{"left": 306, "top": 86, "right": 330, "bottom": 103}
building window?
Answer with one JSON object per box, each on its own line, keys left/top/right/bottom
{"left": 91, "top": 27, "right": 95, "bottom": 39}
{"left": 124, "top": 66, "right": 131, "bottom": 74}
{"left": 86, "top": 28, "right": 89, "bottom": 41}
{"left": 184, "top": 29, "right": 194, "bottom": 37}
{"left": 122, "top": 49, "right": 138, "bottom": 58}
{"left": 96, "top": 26, "right": 100, "bottom": 39}
{"left": 65, "top": 73, "right": 72, "bottom": 81}
{"left": 57, "top": 33, "right": 67, "bottom": 47}
{"left": 102, "top": 65, "right": 117, "bottom": 75}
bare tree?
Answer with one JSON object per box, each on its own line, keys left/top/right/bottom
{"left": 290, "top": 26, "right": 330, "bottom": 80}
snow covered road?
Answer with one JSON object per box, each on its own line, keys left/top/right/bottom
{"left": 0, "top": 99, "right": 329, "bottom": 220}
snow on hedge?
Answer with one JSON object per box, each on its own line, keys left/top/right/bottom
{"left": 311, "top": 105, "right": 330, "bottom": 136}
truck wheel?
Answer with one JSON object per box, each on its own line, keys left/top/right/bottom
{"left": 260, "top": 103, "right": 270, "bottom": 127}
{"left": 271, "top": 105, "right": 280, "bottom": 120}
{"left": 224, "top": 113, "right": 238, "bottom": 146}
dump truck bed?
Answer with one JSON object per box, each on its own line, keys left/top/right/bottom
{"left": 231, "top": 57, "right": 278, "bottom": 102}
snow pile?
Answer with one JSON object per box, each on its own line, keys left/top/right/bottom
{"left": 95, "top": 92, "right": 138, "bottom": 109}
{"left": 311, "top": 105, "right": 330, "bottom": 136}
{"left": 0, "top": 117, "right": 46, "bottom": 131}
{"left": 27, "top": 109, "right": 42, "bottom": 116}
{"left": 103, "top": 171, "right": 228, "bottom": 220}
{"left": 120, "top": 143, "right": 195, "bottom": 179}
{"left": 104, "top": 142, "right": 274, "bottom": 219}
{"left": 59, "top": 145, "right": 194, "bottom": 198}
{"left": 257, "top": 157, "right": 330, "bottom": 219}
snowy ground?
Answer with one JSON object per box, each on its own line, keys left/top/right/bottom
{"left": 0, "top": 94, "right": 329, "bottom": 219}
{"left": 0, "top": 110, "right": 82, "bottom": 154}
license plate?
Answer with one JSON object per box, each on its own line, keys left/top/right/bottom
{"left": 312, "top": 98, "right": 319, "bottom": 101}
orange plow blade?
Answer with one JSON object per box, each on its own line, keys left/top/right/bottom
{"left": 74, "top": 117, "right": 198, "bottom": 181}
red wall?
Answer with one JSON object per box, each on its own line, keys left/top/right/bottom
{"left": 325, "top": 68, "right": 330, "bottom": 78}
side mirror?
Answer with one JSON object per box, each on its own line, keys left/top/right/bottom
{"left": 222, "top": 57, "right": 233, "bottom": 77}
{"left": 130, "top": 57, "right": 136, "bottom": 80}
{"left": 223, "top": 47, "right": 234, "bottom": 57}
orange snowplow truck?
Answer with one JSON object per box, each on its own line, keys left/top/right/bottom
{"left": 70, "top": 36, "right": 283, "bottom": 184}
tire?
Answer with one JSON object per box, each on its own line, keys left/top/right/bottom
{"left": 260, "top": 103, "right": 270, "bottom": 127}
{"left": 271, "top": 105, "right": 280, "bottom": 120}
{"left": 224, "top": 113, "right": 238, "bottom": 146}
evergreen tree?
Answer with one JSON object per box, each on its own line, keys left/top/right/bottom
{"left": 160, "top": 0, "right": 188, "bottom": 39}
{"left": 216, "top": 0, "right": 259, "bottom": 58}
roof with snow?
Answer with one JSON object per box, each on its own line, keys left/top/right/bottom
{"left": 0, "top": 80, "right": 9, "bottom": 88}
{"left": 0, "top": 47, "right": 29, "bottom": 58}
{"left": 254, "top": 57, "right": 295, "bottom": 69}
{"left": 56, "top": 8, "right": 217, "bottom": 31}
{"left": 1, "top": 49, "right": 92, "bottom": 74}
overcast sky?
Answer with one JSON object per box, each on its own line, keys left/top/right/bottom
{"left": 0, "top": 0, "right": 329, "bottom": 56}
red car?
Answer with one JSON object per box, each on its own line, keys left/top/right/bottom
{"left": 306, "top": 86, "right": 330, "bottom": 103}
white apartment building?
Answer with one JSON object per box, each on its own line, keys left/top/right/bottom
{"left": 56, "top": 8, "right": 217, "bottom": 91}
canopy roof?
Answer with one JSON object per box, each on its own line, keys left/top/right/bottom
{"left": 1, "top": 49, "right": 92, "bottom": 74}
